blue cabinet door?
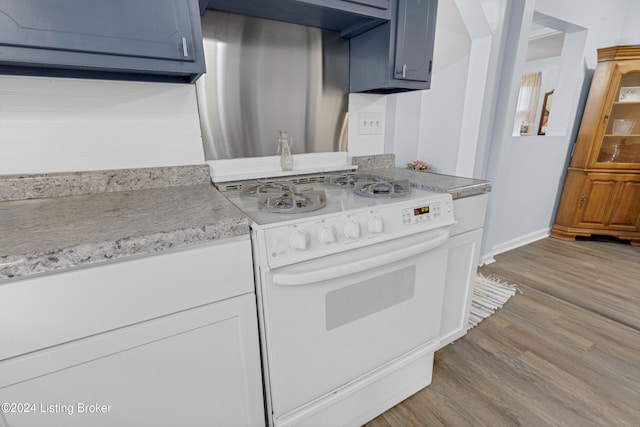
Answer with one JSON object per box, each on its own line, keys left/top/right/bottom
{"left": 393, "top": 0, "right": 437, "bottom": 82}
{"left": 349, "top": 0, "right": 437, "bottom": 92}
{"left": 299, "top": 0, "right": 389, "bottom": 12}
{"left": 0, "top": 0, "right": 205, "bottom": 82}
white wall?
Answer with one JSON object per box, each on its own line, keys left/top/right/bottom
{"left": 479, "top": 0, "right": 637, "bottom": 261}
{"left": 0, "top": 75, "right": 204, "bottom": 174}
{"left": 385, "top": 91, "right": 421, "bottom": 166}
{"left": 621, "top": 0, "right": 640, "bottom": 43}
{"left": 417, "top": 55, "right": 470, "bottom": 173}
{"left": 535, "top": 0, "right": 636, "bottom": 69}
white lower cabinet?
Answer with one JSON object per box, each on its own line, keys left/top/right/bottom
{"left": 0, "top": 237, "right": 265, "bottom": 427}
{"left": 438, "top": 194, "right": 488, "bottom": 349}
{"left": 0, "top": 295, "right": 264, "bottom": 427}
{"left": 439, "top": 228, "right": 483, "bottom": 347}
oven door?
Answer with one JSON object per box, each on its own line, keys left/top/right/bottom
{"left": 259, "top": 227, "right": 450, "bottom": 417}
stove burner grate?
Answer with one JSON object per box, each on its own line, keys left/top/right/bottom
{"left": 325, "top": 173, "right": 378, "bottom": 187}
{"left": 258, "top": 189, "right": 327, "bottom": 213}
{"left": 241, "top": 180, "right": 312, "bottom": 199}
{"left": 354, "top": 178, "right": 412, "bottom": 198}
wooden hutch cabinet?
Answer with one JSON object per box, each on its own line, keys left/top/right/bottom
{"left": 552, "top": 46, "right": 640, "bottom": 246}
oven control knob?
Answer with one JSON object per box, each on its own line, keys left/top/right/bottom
{"left": 343, "top": 220, "right": 361, "bottom": 239}
{"left": 317, "top": 226, "right": 337, "bottom": 244}
{"left": 367, "top": 216, "right": 384, "bottom": 234}
{"left": 289, "top": 230, "right": 310, "bottom": 251}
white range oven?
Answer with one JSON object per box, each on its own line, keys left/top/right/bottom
{"left": 216, "top": 172, "right": 455, "bottom": 427}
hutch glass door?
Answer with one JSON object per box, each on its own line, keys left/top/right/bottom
{"left": 597, "top": 70, "right": 640, "bottom": 165}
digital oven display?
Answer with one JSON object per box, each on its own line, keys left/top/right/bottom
{"left": 413, "top": 206, "right": 430, "bottom": 216}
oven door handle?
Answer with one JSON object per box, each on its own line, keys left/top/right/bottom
{"left": 272, "top": 230, "right": 449, "bottom": 286}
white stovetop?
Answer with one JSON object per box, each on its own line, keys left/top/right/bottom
{"left": 222, "top": 181, "right": 447, "bottom": 227}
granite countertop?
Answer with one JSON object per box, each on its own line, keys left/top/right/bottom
{"left": 0, "top": 165, "right": 249, "bottom": 282}
{"left": 351, "top": 155, "right": 491, "bottom": 198}
{"left": 366, "top": 168, "right": 491, "bottom": 199}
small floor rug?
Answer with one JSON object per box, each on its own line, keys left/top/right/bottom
{"left": 468, "top": 274, "right": 520, "bottom": 329}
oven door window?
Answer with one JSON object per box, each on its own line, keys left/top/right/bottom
{"left": 325, "top": 265, "right": 415, "bottom": 330}
{"left": 261, "top": 229, "right": 449, "bottom": 416}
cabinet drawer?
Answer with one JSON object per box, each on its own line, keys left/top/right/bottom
{"left": 0, "top": 236, "right": 254, "bottom": 360}
{"left": 450, "top": 194, "right": 488, "bottom": 236}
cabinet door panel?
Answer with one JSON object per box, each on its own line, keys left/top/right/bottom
{"left": 589, "top": 66, "right": 640, "bottom": 168}
{"left": 0, "top": 0, "right": 205, "bottom": 82}
{"left": 578, "top": 179, "right": 616, "bottom": 227}
{"left": 349, "top": 0, "right": 437, "bottom": 92}
{"left": 394, "top": 0, "right": 436, "bottom": 82}
{"left": 439, "top": 228, "right": 483, "bottom": 349}
{"left": 0, "top": 295, "right": 265, "bottom": 427}
{"left": 0, "top": 0, "right": 195, "bottom": 62}
{"left": 609, "top": 180, "right": 640, "bottom": 228}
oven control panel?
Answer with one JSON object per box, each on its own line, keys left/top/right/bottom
{"left": 258, "top": 193, "right": 454, "bottom": 269}
{"left": 401, "top": 201, "right": 444, "bottom": 225}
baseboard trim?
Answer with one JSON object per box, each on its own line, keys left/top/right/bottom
{"left": 479, "top": 254, "right": 496, "bottom": 266}
{"left": 481, "top": 227, "right": 551, "bottom": 265}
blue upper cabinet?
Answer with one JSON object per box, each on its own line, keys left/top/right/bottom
{"left": 295, "top": 0, "right": 389, "bottom": 13}
{"left": 343, "top": 0, "right": 389, "bottom": 9}
{"left": 350, "top": 0, "right": 438, "bottom": 92}
{"left": 0, "top": 0, "right": 205, "bottom": 83}
{"left": 203, "top": 0, "right": 390, "bottom": 38}
{"left": 394, "top": 0, "right": 436, "bottom": 82}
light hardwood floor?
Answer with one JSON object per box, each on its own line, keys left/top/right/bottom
{"left": 365, "top": 237, "right": 640, "bottom": 427}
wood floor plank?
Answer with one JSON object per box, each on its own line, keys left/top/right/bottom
{"left": 493, "top": 313, "right": 639, "bottom": 407}
{"left": 364, "top": 238, "right": 640, "bottom": 427}
{"left": 481, "top": 238, "right": 640, "bottom": 329}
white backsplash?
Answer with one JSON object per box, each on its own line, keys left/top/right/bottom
{"left": 0, "top": 75, "right": 205, "bottom": 175}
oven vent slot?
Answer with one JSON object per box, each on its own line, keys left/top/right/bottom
{"left": 293, "top": 176, "right": 326, "bottom": 185}
{"left": 216, "top": 183, "right": 243, "bottom": 192}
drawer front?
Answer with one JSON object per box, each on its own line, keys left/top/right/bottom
{"left": 450, "top": 194, "right": 488, "bottom": 236}
{"left": 0, "top": 236, "right": 253, "bottom": 361}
